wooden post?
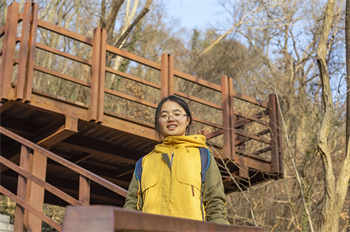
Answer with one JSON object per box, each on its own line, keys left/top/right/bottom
{"left": 79, "top": 176, "right": 91, "bottom": 205}
{"left": 228, "top": 77, "right": 236, "bottom": 161}
{"left": 14, "top": 145, "right": 31, "bottom": 232}
{"left": 276, "top": 96, "right": 284, "bottom": 176}
{"left": 221, "top": 76, "right": 231, "bottom": 159}
{"left": 161, "top": 53, "right": 169, "bottom": 99}
{"left": 0, "top": 2, "right": 19, "bottom": 101}
{"left": 168, "top": 54, "right": 174, "bottom": 96}
{"left": 23, "top": 2, "right": 39, "bottom": 103}
{"left": 97, "top": 29, "right": 106, "bottom": 123}
{"left": 269, "top": 94, "right": 279, "bottom": 174}
{"left": 89, "top": 28, "right": 101, "bottom": 121}
{"left": 25, "top": 150, "right": 47, "bottom": 232}
{"left": 16, "top": 1, "right": 32, "bottom": 100}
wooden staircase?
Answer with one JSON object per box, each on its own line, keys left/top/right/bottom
{"left": 0, "top": 1, "right": 283, "bottom": 231}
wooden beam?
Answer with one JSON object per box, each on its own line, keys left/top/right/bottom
{"left": 38, "top": 116, "right": 78, "bottom": 148}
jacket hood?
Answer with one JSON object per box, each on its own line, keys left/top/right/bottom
{"left": 155, "top": 135, "right": 208, "bottom": 153}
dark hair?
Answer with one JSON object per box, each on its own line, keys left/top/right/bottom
{"left": 155, "top": 95, "right": 192, "bottom": 137}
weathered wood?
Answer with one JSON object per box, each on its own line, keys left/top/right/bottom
{"left": 0, "top": 186, "right": 62, "bottom": 231}
{"left": 35, "top": 43, "right": 91, "bottom": 65}
{"left": 0, "top": 155, "right": 83, "bottom": 206}
{"left": 161, "top": 53, "right": 169, "bottom": 98}
{"left": 16, "top": 1, "right": 31, "bottom": 100}
{"left": 0, "top": 2, "right": 19, "bottom": 101}
{"left": 62, "top": 205, "right": 264, "bottom": 232}
{"left": 37, "top": 19, "right": 93, "bottom": 45}
{"left": 269, "top": 94, "right": 279, "bottom": 173}
{"left": 26, "top": 150, "right": 47, "bottom": 232}
{"left": 175, "top": 91, "right": 222, "bottom": 110}
{"left": 221, "top": 76, "right": 232, "bottom": 159}
{"left": 23, "top": 2, "right": 38, "bottom": 102}
{"left": 79, "top": 176, "right": 91, "bottom": 206}
{"left": 106, "top": 44, "right": 161, "bottom": 70}
{"left": 38, "top": 116, "right": 78, "bottom": 148}
{"left": 0, "top": 126, "right": 128, "bottom": 198}
{"left": 97, "top": 29, "right": 106, "bottom": 123}
{"left": 105, "top": 66, "right": 161, "bottom": 89}
{"left": 14, "top": 145, "right": 30, "bottom": 232}
{"left": 89, "top": 28, "right": 101, "bottom": 121}
{"left": 174, "top": 70, "right": 222, "bottom": 92}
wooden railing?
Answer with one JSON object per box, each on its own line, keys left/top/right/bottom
{"left": 0, "top": 126, "right": 128, "bottom": 231}
{"left": 62, "top": 205, "right": 264, "bottom": 232}
{"left": 0, "top": 2, "right": 282, "bottom": 172}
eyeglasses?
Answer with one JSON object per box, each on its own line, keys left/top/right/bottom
{"left": 159, "top": 113, "right": 188, "bottom": 122}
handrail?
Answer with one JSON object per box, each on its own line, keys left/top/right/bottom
{"left": 37, "top": 19, "right": 94, "bottom": 45}
{"left": 0, "top": 126, "right": 128, "bottom": 197}
{"left": 0, "top": 186, "right": 62, "bottom": 231}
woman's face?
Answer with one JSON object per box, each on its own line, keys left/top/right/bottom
{"left": 158, "top": 100, "right": 190, "bottom": 138}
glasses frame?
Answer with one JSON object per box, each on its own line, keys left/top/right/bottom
{"left": 158, "top": 113, "right": 188, "bottom": 122}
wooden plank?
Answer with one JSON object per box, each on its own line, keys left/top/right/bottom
{"left": 106, "top": 44, "right": 161, "bottom": 70}
{"left": 0, "top": 2, "right": 19, "bottom": 101}
{"left": 221, "top": 76, "right": 231, "bottom": 159}
{"left": 234, "top": 129, "right": 271, "bottom": 145}
{"left": 233, "top": 110, "right": 268, "bottom": 126}
{"left": 37, "top": 116, "right": 78, "bottom": 148}
{"left": 16, "top": 2, "right": 31, "bottom": 100}
{"left": 235, "top": 129, "right": 270, "bottom": 146}
{"left": 37, "top": 19, "right": 93, "bottom": 45}
{"left": 0, "top": 155, "right": 83, "bottom": 206}
{"left": 97, "top": 29, "right": 106, "bottom": 123}
{"left": 27, "top": 150, "right": 47, "bottom": 232}
{"left": 191, "top": 116, "right": 222, "bottom": 129}
{"left": 36, "top": 43, "right": 91, "bottom": 65}
{"left": 228, "top": 77, "right": 236, "bottom": 161}
{"left": 89, "top": 28, "right": 101, "bottom": 121}
{"left": 105, "top": 66, "right": 161, "bottom": 89}
{"left": 79, "top": 176, "right": 91, "bottom": 205}
{"left": 62, "top": 205, "right": 263, "bottom": 232}
{"left": 174, "top": 70, "right": 222, "bottom": 92}
{"left": 23, "top": 2, "right": 39, "bottom": 102}
{"left": 14, "top": 145, "right": 30, "bottom": 232}
{"left": 276, "top": 98, "right": 284, "bottom": 175}
{"left": 269, "top": 94, "right": 279, "bottom": 173}
{"left": 0, "top": 126, "right": 128, "bottom": 198}
{"left": 231, "top": 90, "right": 269, "bottom": 109}
{"left": 0, "top": 186, "right": 62, "bottom": 231}
{"left": 168, "top": 54, "right": 174, "bottom": 95}
{"left": 202, "top": 129, "right": 223, "bottom": 140}
{"left": 174, "top": 91, "right": 222, "bottom": 110}
{"left": 104, "top": 87, "right": 158, "bottom": 108}
{"left": 161, "top": 53, "right": 169, "bottom": 98}
{"left": 34, "top": 65, "right": 90, "bottom": 86}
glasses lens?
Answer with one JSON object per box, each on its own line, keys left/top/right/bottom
{"left": 159, "top": 114, "right": 186, "bottom": 122}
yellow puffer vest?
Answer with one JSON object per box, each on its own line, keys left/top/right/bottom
{"left": 139, "top": 135, "right": 208, "bottom": 220}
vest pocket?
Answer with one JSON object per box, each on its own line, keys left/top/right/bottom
{"left": 175, "top": 158, "right": 201, "bottom": 194}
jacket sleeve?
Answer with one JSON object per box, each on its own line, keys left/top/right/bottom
{"left": 123, "top": 171, "right": 143, "bottom": 210}
{"left": 202, "top": 153, "right": 227, "bottom": 224}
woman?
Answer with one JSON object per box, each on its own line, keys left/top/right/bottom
{"left": 124, "top": 95, "right": 227, "bottom": 224}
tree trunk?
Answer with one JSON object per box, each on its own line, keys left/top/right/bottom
{"left": 317, "top": 0, "right": 350, "bottom": 231}
{"left": 345, "top": 0, "right": 350, "bottom": 230}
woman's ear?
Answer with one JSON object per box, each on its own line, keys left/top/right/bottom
{"left": 186, "top": 116, "right": 190, "bottom": 126}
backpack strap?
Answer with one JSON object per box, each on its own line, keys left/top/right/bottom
{"left": 198, "top": 147, "right": 211, "bottom": 183}
{"left": 135, "top": 156, "right": 144, "bottom": 210}
{"left": 135, "top": 156, "right": 144, "bottom": 182}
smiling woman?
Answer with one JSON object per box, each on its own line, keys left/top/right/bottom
{"left": 124, "top": 95, "right": 228, "bottom": 224}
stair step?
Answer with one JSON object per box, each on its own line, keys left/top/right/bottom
{"left": 0, "top": 221, "right": 14, "bottom": 232}
{"left": 0, "top": 215, "right": 9, "bottom": 224}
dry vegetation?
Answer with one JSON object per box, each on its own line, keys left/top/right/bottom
{"left": 0, "top": 0, "right": 348, "bottom": 231}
